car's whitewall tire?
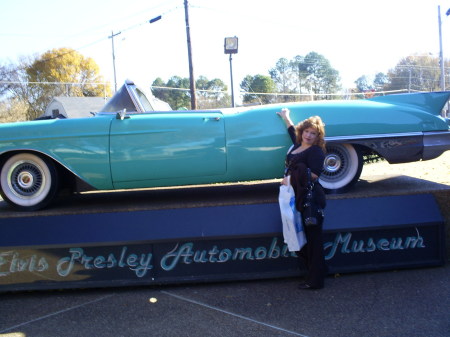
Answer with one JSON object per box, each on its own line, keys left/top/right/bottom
{"left": 319, "top": 143, "right": 363, "bottom": 193}
{"left": 0, "top": 153, "right": 59, "bottom": 211}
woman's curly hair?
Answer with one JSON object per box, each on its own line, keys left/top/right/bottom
{"left": 295, "top": 116, "right": 326, "bottom": 152}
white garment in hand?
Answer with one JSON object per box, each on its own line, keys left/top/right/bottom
{"left": 278, "top": 176, "right": 307, "bottom": 252}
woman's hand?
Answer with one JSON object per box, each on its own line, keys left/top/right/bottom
{"left": 280, "top": 176, "right": 289, "bottom": 186}
{"left": 276, "top": 108, "right": 290, "bottom": 119}
{"left": 276, "top": 108, "right": 294, "bottom": 128}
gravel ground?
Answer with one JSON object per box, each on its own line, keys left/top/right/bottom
{"left": 360, "top": 151, "right": 450, "bottom": 185}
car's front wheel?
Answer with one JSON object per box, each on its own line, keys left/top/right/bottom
{"left": 319, "top": 143, "right": 363, "bottom": 193}
{"left": 0, "top": 153, "right": 59, "bottom": 211}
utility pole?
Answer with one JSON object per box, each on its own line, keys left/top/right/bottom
{"left": 438, "top": 6, "right": 445, "bottom": 91}
{"left": 109, "top": 31, "right": 121, "bottom": 92}
{"left": 184, "top": 0, "right": 197, "bottom": 109}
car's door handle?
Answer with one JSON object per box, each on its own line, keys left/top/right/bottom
{"left": 204, "top": 117, "right": 221, "bottom": 121}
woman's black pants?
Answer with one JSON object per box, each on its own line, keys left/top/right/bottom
{"left": 297, "top": 220, "right": 326, "bottom": 288}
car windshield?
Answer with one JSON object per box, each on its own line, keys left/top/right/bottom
{"left": 135, "top": 87, "right": 153, "bottom": 111}
{"left": 98, "top": 82, "right": 172, "bottom": 113}
{"left": 99, "top": 84, "right": 137, "bottom": 113}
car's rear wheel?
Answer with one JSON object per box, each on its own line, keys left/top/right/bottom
{"left": 0, "top": 153, "right": 59, "bottom": 211}
{"left": 319, "top": 143, "right": 363, "bottom": 193}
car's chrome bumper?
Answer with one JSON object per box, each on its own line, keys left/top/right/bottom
{"left": 423, "top": 131, "right": 450, "bottom": 160}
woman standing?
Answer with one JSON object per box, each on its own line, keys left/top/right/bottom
{"left": 277, "top": 108, "right": 327, "bottom": 290}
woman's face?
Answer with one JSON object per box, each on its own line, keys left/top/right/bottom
{"left": 302, "top": 127, "right": 319, "bottom": 146}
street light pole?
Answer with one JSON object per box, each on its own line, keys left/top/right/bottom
{"left": 228, "top": 54, "right": 235, "bottom": 107}
{"left": 224, "top": 37, "right": 238, "bottom": 107}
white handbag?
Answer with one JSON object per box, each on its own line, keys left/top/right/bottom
{"left": 278, "top": 175, "right": 307, "bottom": 252}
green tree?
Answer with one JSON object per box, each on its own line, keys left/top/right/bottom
{"left": 373, "top": 72, "right": 390, "bottom": 91}
{"left": 269, "top": 52, "right": 340, "bottom": 101}
{"left": 195, "top": 76, "right": 230, "bottom": 108}
{"left": 166, "top": 76, "right": 191, "bottom": 110}
{"left": 289, "top": 55, "right": 307, "bottom": 94}
{"left": 152, "top": 76, "right": 230, "bottom": 110}
{"left": 302, "top": 52, "right": 340, "bottom": 98}
{"left": 269, "top": 58, "right": 296, "bottom": 102}
{"left": 152, "top": 76, "right": 195, "bottom": 110}
{"left": 384, "top": 55, "right": 448, "bottom": 92}
{"left": 151, "top": 77, "right": 172, "bottom": 107}
{"left": 1, "top": 48, "right": 111, "bottom": 120}
{"left": 355, "top": 75, "right": 374, "bottom": 92}
{"left": 353, "top": 72, "right": 390, "bottom": 94}
{"left": 240, "top": 74, "right": 276, "bottom": 104}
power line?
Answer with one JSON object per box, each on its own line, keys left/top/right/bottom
{"left": 42, "top": 1, "right": 180, "bottom": 50}
{"left": 0, "top": 81, "right": 108, "bottom": 85}
{"left": 0, "top": 5, "right": 181, "bottom": 80}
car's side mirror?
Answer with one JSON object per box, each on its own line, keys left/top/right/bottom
{"left": 116, "top": 109, "right": 129, "bottom": 120}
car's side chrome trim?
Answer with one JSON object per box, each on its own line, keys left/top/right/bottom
{"left": 326, "top": 132, "right": 424, "bottom": 163}
{"left": 325, "top": 132, "right": 423, "bottom": 142}
{"left": 325, "top": 130, "right": 450, "bottom": 163}
{"left": 423, "top": 130, "right": 450, "bottom": 160}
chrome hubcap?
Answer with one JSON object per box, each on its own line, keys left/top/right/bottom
{"left": 10, "top": 162, "right": 43, "bottom": 196}
{"left": 18, "top": 171, "right": 34, "bottom": 189}
{"left": 324, "top": 154, "right": 341, "bottom": 173}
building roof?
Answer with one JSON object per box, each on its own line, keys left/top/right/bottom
{"left": 46, "top": 96, "right": 108, "bottom": 118}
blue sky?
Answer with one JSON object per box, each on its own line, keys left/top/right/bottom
{"left": 0, "top": 0, "right": 448, "bottom": 94}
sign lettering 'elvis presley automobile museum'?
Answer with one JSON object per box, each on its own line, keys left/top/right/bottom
{"left": 0, "top": 193, "right": 446, "bottom": 292}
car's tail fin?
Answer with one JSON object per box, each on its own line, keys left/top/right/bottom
{"left": 367, "top": 91, "right": 450, "bottom": 117}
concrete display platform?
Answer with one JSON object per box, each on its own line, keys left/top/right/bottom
{"left": 0, "top": 193, "right": 446, "bottom": 293}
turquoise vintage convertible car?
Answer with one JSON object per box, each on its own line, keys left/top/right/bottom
{"left": 0, "top": 80, "right": 449, "bottom": 211}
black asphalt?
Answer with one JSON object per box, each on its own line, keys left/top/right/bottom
{"left": 0, "top": 263, "right": 449, "bottom": 337}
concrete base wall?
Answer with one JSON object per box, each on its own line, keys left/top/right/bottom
{"left": 432, "top": 190, "right": 450, "bottom": 260}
